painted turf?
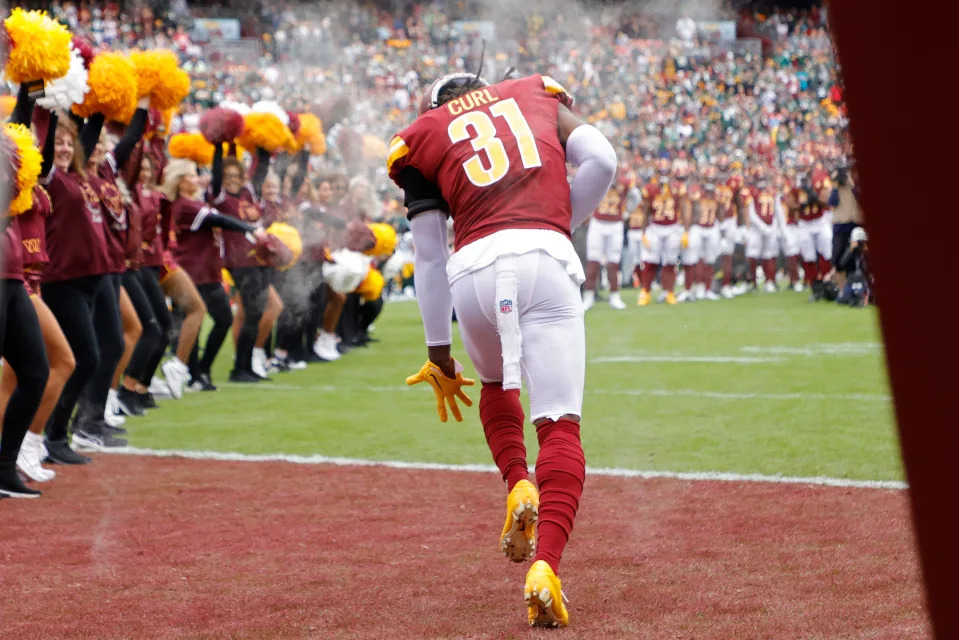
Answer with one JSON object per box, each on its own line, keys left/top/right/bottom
{"left": 102, "top": 446, "right": 908, "bottom": 491}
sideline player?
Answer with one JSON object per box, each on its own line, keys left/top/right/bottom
{"left": 387, "top": 70, "right": 616, "bottom": 627}
{"left": 582, "top": 174, "right": 638, "bottom": 310}
{"left": 636, "top": 159, "right": 688, "bottom": 305}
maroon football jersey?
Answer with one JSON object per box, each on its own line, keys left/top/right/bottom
{"left": 388, "top": 74, "right": 574, "bottom": 250}
{"left": 42, "top": 168, "right": 111, "bottom": 283}
{"left": 170, "top": 197, "right": 224, "bottom": 285}
{"left": 641, "top": 181, "right": 685, "bottom": 226}
{"left": 214, "top": 185, "right": 262, "bottom": 269}
{"left": 137, "top": 186, "right": 165, "bottom": 268}
{"left": 2, "top": 217, "right": 24, "bottom": 281}
{"left": 593, "top": 177, "right": 632, "bottom": 223}
{"left": 95, "top": 160, "right": 129, "bottom": 274}
{"left": 747, "top": 186, "right": 777, "bottom": 226}
{"left": 18, "top": 185, "right": 51, "bottom": 270}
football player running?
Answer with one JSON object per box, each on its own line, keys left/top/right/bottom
{"left": 388, "top": 68, "right": 616, "bottom": 627}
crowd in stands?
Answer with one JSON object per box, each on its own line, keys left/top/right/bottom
{"left": 0, "top": 0, "right": 864, "bottom": 498}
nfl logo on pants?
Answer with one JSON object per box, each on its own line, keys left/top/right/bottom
{"left": 500, "top": 299, "right": 513, "bottom": 314}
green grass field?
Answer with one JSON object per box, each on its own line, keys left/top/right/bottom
{"left": 127, "top": 290, "right": 901, "bottom": 482}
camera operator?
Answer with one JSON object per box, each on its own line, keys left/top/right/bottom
{"left": 830, "top": 165, "right": 864, "bottom": 293}
{"left": 836, "top": 227, "right": 872, "bottom": 306}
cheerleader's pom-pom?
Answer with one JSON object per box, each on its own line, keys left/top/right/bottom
{"left": 237, "top": 112, "right": 293, "bottom": 153}
{"left": 3, "top": 8, "right": 72, "bottom": 83}
{"left": 295, "top": 113, "right": 326, "bottom": 155}
{"left": 73, "top": 51, "right": 137, "bottom": 123}
{"left": 250, "top": 100, "right": 289, "bottom": 126}
{"left": 71, "top": 35, "right": 96, "bottom": 69}
{"left": 0, "top": 95, "right": 15, "bottom": 120}
{"left": 36, "top": 42, "right": 90, "bottom": 111}
{"left": 152, "top": 65, "right": 190, "bottom": 111}
{"left": 200, "top": 107, "right": 245, "bottom": 145}
{"left": 168, "top": 132, "right": 215, "bottom": 167}
{"left": 4, "top": 122, "right": 43, "bottom": 216}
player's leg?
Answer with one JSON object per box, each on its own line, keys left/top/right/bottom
{"left": 679, "top": 225, "right": 702, "bottom": 302}
{"left": 582, "top": 222, "right": 604, "bottom": 310}
{"left": 702, "top": 227, "right": 721, "bottom": 299}
{"left": 661, "top": 227, "right": 682, "bottom": 304}
{"left": 719, "top": 219, "right": 736, "bottom": 298}
{"left": 517, "top": 251, "right": 585, "bottom": 627}
{"left": 760, "top": 229, "right": 779, "bottom": 292}
{"left": 639, "top": 225, "right": 662, "bottom": 305}
{"left": 798, "top": 222, "right": 818, "bottom": 287}
{"left": 816, "top": 219, "right": 834, "bottom": 281}
{"left": 745, "top": 225, "right": 762, "bottom": 292}
{"left": 781, "top": 226, "right": 802, "bottom": 291}
{"left": 627, "top": 230, "right": 645, "bottom": 290}
{"left": 450, "top": 265, "right": 535, "bottom": 563}
{"left": 605, "top": 222, "right": 625, "bottom": 309}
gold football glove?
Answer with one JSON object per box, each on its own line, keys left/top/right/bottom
{"left": 681, "top": 231, "right": 690, "bottom": 249}
{"left": 406, "top": 359, "right": 475, "bottom": 423}
{"left": 642, "top": 233, "right": 651, "bottom": 249}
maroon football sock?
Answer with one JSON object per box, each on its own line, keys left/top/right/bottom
{"left": 701, "top": 263, "right": 714, "bottom": 288}
{"left": 640, "top": 263, "right": 657, "bottom": 291}
{"left": 607, "top": 263, "right": 620, "bottom": 292}
{"left": 786, "top": 255, "right": 800, "bottom": 284}
{"left": 747, "top": 258, "right": 759, "bottom": 284}
{"left": 584, "top": 261, "right": 600, "bottom": 292}
{"left": 683, "top": 265, "right": 695, "bottom": 291}
{"left": 817, "top": 255, "right": 832, "bottom": 279}
{"left": 720, "top": 255, "right": 733, "bottom": 287}
{"left": 661, "top": 265, "right": 677, "bottom": 293}
{"left": 803, "top": 261, "right": 817, "bottom": 286}
{"left": 480, "top": 383, "right": 528, "bottom": 491}
{"left": 762, "top": 258, "right": 777, "bottom": 283}
{"left": 533, "top": 418, "right": 586, "bottom": 574}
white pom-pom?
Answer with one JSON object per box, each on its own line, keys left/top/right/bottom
{"left": 322, "top": 250, "right": 372, "bottom": 294}
{"left": 251, "top": 100, "right": 289, "bottom": 127}
{"left": 220, "top": 99, "right": 251, "bottom": 116}
{"left": 37, "top": 43, "right": 90, "bottom": 111}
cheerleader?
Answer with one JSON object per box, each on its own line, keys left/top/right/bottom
{"left": 161, "top": 159, "right": 261, "bottom": 389}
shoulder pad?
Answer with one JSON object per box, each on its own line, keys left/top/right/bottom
{"left": 540, "top": 75, "right": 574, "bottom": 109}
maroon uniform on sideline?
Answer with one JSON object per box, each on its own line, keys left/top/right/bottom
{"left": 642, "top": 181, "right": 684, "bottom": 226}
{"left": 593, "top": 177, "right": 632, "bottom": 223}
{"left": 747, "top": 186, "right": 777, "bottom": 225}
{"left": 170, "top": 197, "right": 224, "bottom": 285}
{"left": 387, "top": 74, "right": 573, "bottom": 250}
{"left": 41, "top": 168, "right": 110, "bottom": 283}
{"left": 19, "top": 185, "right": 52, "bottom": 295}
{"left": 214, "top": 185, "right": 261, "bottom": 269}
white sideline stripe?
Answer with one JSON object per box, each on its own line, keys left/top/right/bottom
{"left": 741, "top": 343, "right": 882, "bottom": 357}
{"left": 591, "top": 355, "right": 783, "bottom": 364}
{"left": 593, "top": 389, "right": 891, "bottom": 402}
{"left": 101, "top": 447, "right": 907, "bottom": 491}
{"left": 223, "top": 383, "right": 890, "bottom": 402}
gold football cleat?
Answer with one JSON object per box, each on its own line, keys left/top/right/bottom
{"left": 525, "top": 560, "right": 570, "bottom": 628}
{"left": 665, "top": 291, "right": 678, "bottom": 305}
{"left": 500, "top": 479, "right": 539, "bottom": 562}
{"left": 637, "top": 289, "right": 651, "bottom": 306}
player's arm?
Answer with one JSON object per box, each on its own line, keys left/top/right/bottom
{"left": 558, "top": 104, "right": 618, "bottom": 229}
{"left": 398, "top": 166, "right": 456, "bottom": 376}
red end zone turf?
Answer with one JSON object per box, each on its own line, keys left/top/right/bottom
{"left": 0, "top": 456, "right": 927, "bottom": 639}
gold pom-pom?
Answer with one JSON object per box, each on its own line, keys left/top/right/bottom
{"left": 73, "top": 52, "right": 138, "bottom": 123}
{"left": 129, "top": 49, "right": 190, "bottom": 109}
{"left": 0, "top": 95, "right": 15, "bottom": 119}
{"left": 355, "top": 267, "right": 385, "bottom": 302}
{"left": 236, "top": 112, "right": 293, "bottom": 153}
{"left": 364, "top": 223, "right": 398, "bottom": 257}
{"left": 5, "top": 122, "right": 43, "bottom": 216}
{"left": 4, "top": 8, "right": 72, "bottom": 83}
{"left": 265, "top": 222, "right": 303, "bottom": 270}
{"left": 168, "top": 132, "right": 214, "bottom": 167}
{"left": 295, "top": 113, "right": 326, "bottom": 154}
